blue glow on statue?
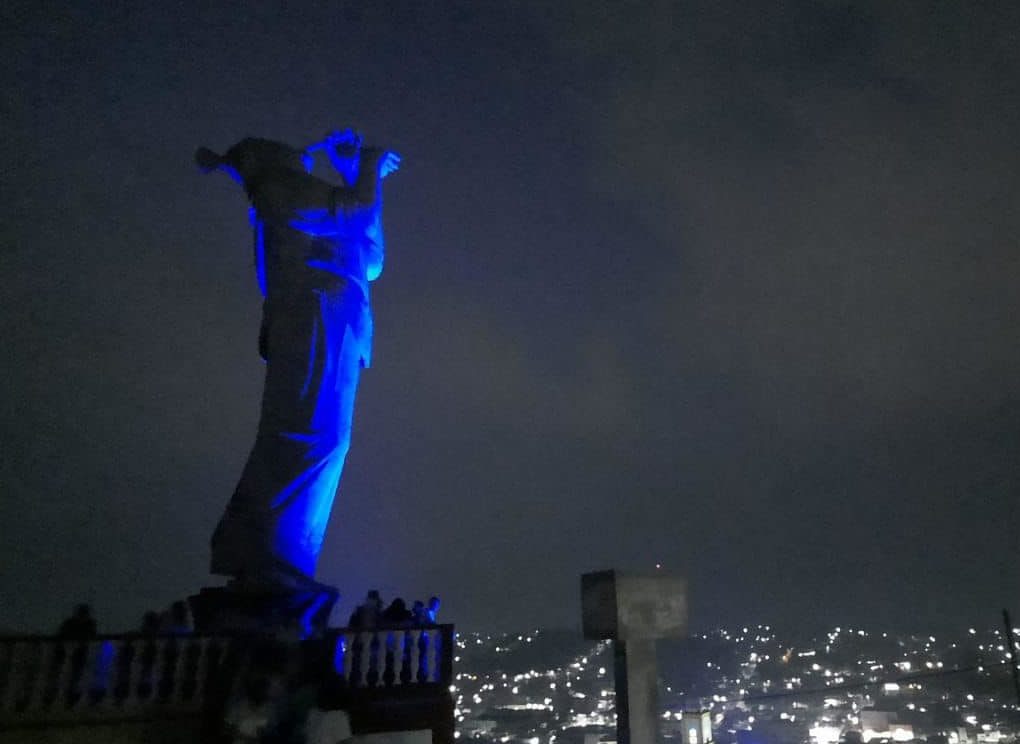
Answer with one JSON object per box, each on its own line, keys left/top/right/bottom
{"left": 196, "top": 133, "right": 401, "bottom": 589}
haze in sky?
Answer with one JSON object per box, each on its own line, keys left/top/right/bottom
{"left": 2, "top": 1, "right": 1018, "bottom": 634}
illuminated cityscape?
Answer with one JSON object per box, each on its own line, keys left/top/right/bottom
{"left": 451, "top": 626, "right": 1020, "bottom": 744}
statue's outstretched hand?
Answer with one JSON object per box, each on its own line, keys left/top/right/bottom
{"left": 379, "top": 151, "right": 401, "bottom": 179}
{"left": 363, "top": 148, "right": 402, "bottom": 179}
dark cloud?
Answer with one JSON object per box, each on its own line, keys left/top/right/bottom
{"left": 516, "top": 0, "right": 1020, "bottom": 627}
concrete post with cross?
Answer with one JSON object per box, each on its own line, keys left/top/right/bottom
{"left": 581, "top": 571, "right": 688, "bottom": 744}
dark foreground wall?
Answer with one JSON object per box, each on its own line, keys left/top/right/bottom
{"left": 0, "top": 717, "right": 203, "bottom": 744}
{"left": 0, "top": 627, "right": 455, "bottom": 744}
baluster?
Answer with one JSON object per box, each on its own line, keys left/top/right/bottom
{"left": 0, "top": 641, "right": 17, "bottom": 711}
{"left": 397, "top": 630, "right": 412, "bottom": 685}
{"left": 408, "top": 630, "right": 421, "bottom": 685}
{"left": 381, "top": 631, "right": 392, "bottom": 687}
{"left": 0, "top": 642, "right": 8, "bottom": 709}
{"left": 387, "top": 631, "right": 403, "bottom": 686}
{"left": 99, "top": 640, "right": 127, "bottom": 710}
{"left": 192, "top": 638, "right": 221, "bottom": 703}
{"left": 425, "top": 628, "right": 438, "bottom": 683}
{"left": 367, "top": 631, "right": 381, "bottom": 687}
{"left": 160, "top": 636, "right": 184, "bottom": 698}
{"left": 110, "top": 638, "right": 133, "bottom": 706}
{"left": 146, "top": 639, "right": 168, "bottom": 703}
{"left": 168, "top": 639, "right": 185, "bottom": 703}
{"left": 354, "top": 632, "right": 370, "bottom": 687}
{"left": 187, "top": 638, "right": 202, "bottom": 702}
{"left": 403, "top": 629, "right": 414, "bottom": 684}
{"left": 174, "top": 638, "right": 195, "bottom": 703}
{"left": 54, "top": 641, "right": 78, "bottom": 709}
{"left": 128, "top": 638, "right": 151, "bottom": 704}
{"left": 6, "top": 641, "right": 30, "bottom": 712}
{"left": 197, "top": 638, "right": 210, "bottom": 702}
{"left": 65, "top": 641, "right": 97, "bottom": 710}
{"left": 90, "top": 641, "right": 116, "bottom": 705}
{"left": 24, "top": 640, "right": 54, "bottom": 712}
{"left": 417, "top": 630, "right": 430, "bottom": 683}
{"left": 344, "top": 632, "right": 357, "bottom": 685}
{"left": 0, "top": 643, "right": 9, "bottom": 710}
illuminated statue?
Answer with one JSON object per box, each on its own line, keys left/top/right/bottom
{"left": 196, "top": 132, "right": 401, "bottom": 592}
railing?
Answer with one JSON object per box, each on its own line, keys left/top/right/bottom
{"left": 0, "top": 634, "right": 230, "bottom": 725}
{"left": 326, "top": 626, "right": 453, "bottom": 689}
{"left": 0, "top": 626, "right": 453, "bottom": 728}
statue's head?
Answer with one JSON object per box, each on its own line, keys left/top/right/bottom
{"left": 323, "top": 129, "right": 363, "bottom": 186}
{"left": 196, "top": 138, "right": 312, "bottom": 185}
{"left": 225, "top": 138, "right": 311, "bottom": 179}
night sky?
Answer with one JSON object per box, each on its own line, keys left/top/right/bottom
{"left": 2, "top": 1, "right": 1018, "bottom": 636}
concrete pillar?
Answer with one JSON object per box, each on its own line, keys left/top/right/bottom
{"left": 614, "top": 638, "right": 659, "bottom": 744}
{"left": 581, "top": 570, "right": 688, "bottom": 744}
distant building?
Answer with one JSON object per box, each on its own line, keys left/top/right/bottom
{"left": 462, "top": 719, "right": 497, "bottom": 736}
{"left": 947, "top": 727, "right": 970, "bottom": 744}
{"left": 859, "top": 710, "right": 913, "bottom": 742}
{"left": 683, "top": 711, "right": 713, "bottom": 744}
{"left": 556, "top": 728, "right": 614, "bottom": 744}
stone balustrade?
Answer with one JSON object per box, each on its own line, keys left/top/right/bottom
{"left": 0, "top": 634, "right": 226, "bottom": 726}
{"left": 0, "top": 626, "right": 453, "bottom": 729}
{"left": 327, "top": 626, "right": 453, "bottom": 689}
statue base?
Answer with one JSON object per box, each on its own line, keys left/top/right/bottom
{"left": 189, "top": 576, "right": 338, "bottom": 638}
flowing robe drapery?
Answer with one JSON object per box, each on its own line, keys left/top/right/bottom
{"left": 211, "top": 165, "right": 383, "bottom": 584}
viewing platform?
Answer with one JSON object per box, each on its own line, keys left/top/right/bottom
{"left": 0, "top": 625, "right": 455, "bottom": 744}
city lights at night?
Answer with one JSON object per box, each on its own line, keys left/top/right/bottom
{"left": 3, "top": 1, "right": 1019, "bottom": 743}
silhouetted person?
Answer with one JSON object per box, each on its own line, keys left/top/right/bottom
{"left": 347, "top": 590, "right": 382, "bottom": 629}
{"left": 347, "top": 590, "right": 385, "bottom": 686}
{"left": 159, "top": 600, "right": 192, "bottom": 635}
{"left": 378, "top": 598, "right": 411, "bottom": 686}
{"left": 381, "top": 598, "right": 413, "bottom": 626}
{"left": 58, "top": 603, "right": 97, "bottom": 639}
{"left": 140, "top": 611, "right": 160, "bottom": 634}
{"left": 411, "top": 600, "right": 428, "bottom": 626}
{"left": 426, "top": 596, "right": 440, "bottom": 624}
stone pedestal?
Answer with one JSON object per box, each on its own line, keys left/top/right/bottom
{"left": 189, "top": 578, "right": 339, "bottom": 638}
{"left": 582, "top": 570, "right": 688, "bottom": 744}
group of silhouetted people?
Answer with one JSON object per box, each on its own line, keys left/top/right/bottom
{"left": 140, "top": 600, "right": 192, "bottom": 635}
{"left": 50, "top": 601, "right": 197, "bottom": 705}
{"left": 59, "top": 592, "right": 440, "bottom": 636}
{"left": 57, "top": 600, "right": 194, "bottom": 638}
{"left": 346, "top": 590, "right": 440, "bottom": 629}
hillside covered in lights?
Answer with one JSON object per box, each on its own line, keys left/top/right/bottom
{"left": 450, "top": 625, "right": 1020, "bottom": 744}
